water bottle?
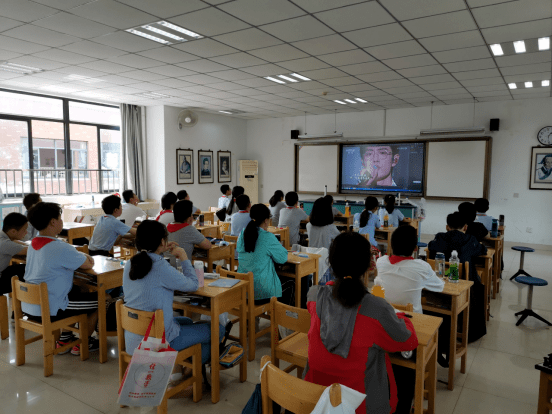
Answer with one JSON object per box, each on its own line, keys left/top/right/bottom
{"left": 194, "top": 260, "right": 204, "bottom": 288}
{"left": 491, "top": 218, "right": 498, "bottom": 238}
{"left": 371, "top": 279, "right": 385, "bottom": 298}
{"left": 384, "top": 212, "right": 389, "bottom": 227}
{"left": 91, "top": 195, "right": 95, "bottom": 208}
{"left": 176, "top": 258, "right": 182, "bottom": 272}
{"left": 199, "top": 214, "right": 204, "bottom": 227}
{"left": 435, "top": 252, "right": 446, "bottom": 279}
{"left": 345, "top": 201, "right": 350, "bottom": 217}
{"left": 449, "top": 250, "right": 460, "bottom": 283}
{"left": 353, "top": 214, "right": 360, "bottom": 232}
{"left": 499, "top": 214, "right": 504, "bottom": 227}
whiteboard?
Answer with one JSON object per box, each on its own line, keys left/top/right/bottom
{"left": 297, "top": 145, "right": 338, "bottom": 193}
{"left": 426, "top": 140, "right": 487, "bottom": 198}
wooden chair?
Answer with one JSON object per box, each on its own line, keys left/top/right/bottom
{"left": 216, "top": 266, "right": 271, "bottom": 362}
{"left": 270, "top": 297, "right": 310, "bottom": 378}
{"left": 260, "top": 355, "right": 343, "bottom": 414}
{"left": 359, "top": 234, "right": 378, "bottom": 285}
{"left": 391, "top": 303, "right": 414, "bottom": 312}
{"left": 0, "top": 294, "right": 9, "bottom": 340}
{"left": 116, "top": 300, "right": 202, "bottom": 414}
{"left": 112, "top": 245, "right": 137, "bottom": 260}
{"left": 76, "top": 245, "right": 89, "bottom": 254}
{"left": 11, "top": 277, "right": 89, "bottom": 377}
{"left": 426, "top": 258, "right": 469, "bottom": 280}
{"left": 223, "top": 234, "right": 238, "bottom": 243}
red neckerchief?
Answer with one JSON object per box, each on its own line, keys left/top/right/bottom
{"left": 238, "top": 210, "right": 248, "bottom": 213}
{"left": 156, "top": 209, "right": 172, "bottom": 221}
{"left": 389, "top": 255, "right": 414, "bottom": 265}
{"left": 31, "top": 237, "right": 56, "bottom": 250}
{"left": 166, "top": 222, "right": 190, "bottom": 233}
{"left": 286, "top": 206, "right": 295, "bottom": 209}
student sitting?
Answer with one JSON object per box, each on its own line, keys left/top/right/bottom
{"left": 375, "top": 225, "right": 444, "bottom": 314}
{"left": 231, "top": 195, "right": 252, "bottom": 237}
{"left": 0, "top": 213, "right": 29, "bottom": 296}
{"left": 119, "top": 190, "right": 145, "bottom": 226}
{"left": 156, "top": 192, "right": 177, "bottom": 225}
{"left": 306, "top": 197, "right": 339, "bottom": 251}
{"left": 89, "top": 195, "right": 137, "bottom": 257}
{"left": 323, "top": 194, "right": 342, "bottom": 217}
{"left": 304, "top": 232, "right": 418, "bottom": 414}
{"left": 279, "top": 191, "right": 309, "bottom": 246}
{"left": 22, "top": 193, "right": 41, "bottom": 241}
{"left": 225, "top": 186, "right": 245, "bottom": 221}
{"left": 218, "top": 184, "right": 231, "bottom": 209}
{"left": 177, "top": 190, "right": 200, "bottom": 214}
{"left": 355, "top": 196, "right": 381, "bottom": 274}
{"left": 123, "top": 220, "right": 224, "bottom": 364}
{"left": 458, "top": 201, "right": 488, "bottom": 242}
{"left": 268, "top": 190, "right": 286, "bottom": 227}
{"left": 474, "top": 198, "right": 495, "bottom": 231}
{"left": 167, "top": 200, "right": 211, "bottom": 262}
{"left": 23, "top": 202, "right": 99, "bottom": 355}
{"left": 379, "top": 194, "right": 409, "bottom": 227}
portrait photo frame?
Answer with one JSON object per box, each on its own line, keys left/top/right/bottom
{"left": 198, "top": 149, "right": 214, "bottom": 184}
{"left": 176, "top": 148, "right": 193, "bottom": 185}
{"left": 529, "top": 146, "right": 552, "bottom": 190}
{"left": 217, "top": 150, "right": 231, "bottom": 183}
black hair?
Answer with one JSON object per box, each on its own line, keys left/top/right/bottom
{"left": 384, "top": 194, "right": 396, "bottom": 214}
{"left": 243, "top": 204, "right": 270, "bottom": 253}
{"left": 102, "top": 195, "right": 122, "bottom": 215}
{"left": 173, "top": 200, "right": 193, "bottom": 223}
{"left": 220, "top": 184, "right": 230, "bottom": 195}
{"left": 3, "top": 212, "right": 28, "bottom": 233}
{"left": 474, "top": 198, "right": 489, "bottom": 213}
{"left": 129, "top": 221, "right": 169, "bottom": 281}
{"left": 285, "top": 191, "right": 299, "bottom": 207}
{"left": 161, "top": 192, "right": 178, "bottom": 210}
{"left": 27, "top": 202, "right": 62, "bottom": 231}
{"left": 23, "top": 193, "right": 41, "bottom": 210}
{"left": 227, "top": 186, "right": 244, "bottom": 214}
{"left": 236, "top": 194, "right": 250, "bottom": 211}
{"left": 176, "top": 190, "right": 188, "bottom": 201}
{"left": 323, "top": 195, "right": 334, "bottom": 204}
{"left": 391, "top": 225, "right": 417, "bottom": 256}
{"left": 359, "top": 196, "right": 379, "bottom": 228}
{"left": 329, "top": 233, "right": 370, "bottom": 308}
{"left": 269, "top": 190, "right": 284, "bottom": 207}
{"left": 458, "top": 202, "right": 476, "bottom": 224}
{"left": 309, "top": 197, "right": 334, "bottom": 227}
{"left": 447, "top": 211, "right": 466, "bottom": 230}
{"left": 122, "top": 190, "right": 134, "bottom": 204}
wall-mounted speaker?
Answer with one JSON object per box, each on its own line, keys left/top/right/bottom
{"left": 291, "top": 130, "right": 299, "bottom": 139}
{"left": 490, "top": 118, "right": 500, "bottom": 131}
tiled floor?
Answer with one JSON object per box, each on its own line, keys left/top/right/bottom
{"left": 1, "top": 248, "right": 551, "bottom": 413}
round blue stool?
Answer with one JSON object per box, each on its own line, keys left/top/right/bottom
{"left": 509, "top": 246, "right": 535, "bottom": 281}
{"left": 416, "top": 242, "right": 428, "bottom": 259}
{"left": 514, "top": 276, "right": 551, "bottom": 326}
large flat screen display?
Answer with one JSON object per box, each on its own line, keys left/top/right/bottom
{"left": 340, "top": 141, "right": 425, "bottom": 196}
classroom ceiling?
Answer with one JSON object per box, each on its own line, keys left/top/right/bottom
{"left": 0, "top": 0, "right": 551, "bottom": 119}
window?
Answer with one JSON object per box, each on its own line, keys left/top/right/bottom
{"left": 0, "top": 119, "right": 29, "bottom": 196}
{"left": 0, "top": 91, "right": 63, "bottom": 119}
{"left": 70, "top": 101, "right": 119, "bottom": 126}
{"left": 100, "top": 129, "right": 121, "bottom": 192}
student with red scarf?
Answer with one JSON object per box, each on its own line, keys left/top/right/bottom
{"left": 166, "top": 200, "right": 211, "bottom": 262}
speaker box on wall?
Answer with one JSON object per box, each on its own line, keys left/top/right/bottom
{"left": 490, "top": 118, "right": 500, "bottom": 131}
{"left": 291, "top": 130, "right": 299, "bottom": 139}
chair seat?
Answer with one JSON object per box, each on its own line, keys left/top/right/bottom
{"left": 276, "top": 332, "right": 308, "bottom": 363}
{"left": 512, "top": 246, "right": 535, "bottom": 253}
{"left": 417, "top": 242, "right": 428, "bottom": 248}
{"left": 515, "top": 276, "right": 547, "bottom": 286}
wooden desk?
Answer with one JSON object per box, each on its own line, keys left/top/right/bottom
{"left": 195, "top": 211, "right": 216, "bottom": 224}
{"left": 193, "top": 243, "right": 235, "bottom": 272}
{"left": 375, "top": 226, "right": 395, "bottom": 254}
{"left": 536, "top": 364, "right": 552, "bottom": 414}
{"left": 477, "top": 248, "right": 494, "bottom": 322}
{"left": 268, "top": 226, "right": 290, "bottom": 250}
{"left": 389, "top": 312, "right": 442, "bottom": 414}
{"left": 422, "top": 279, "right": 473, "bottom": 390}
{"left": 484, "top": 234, "right": 504, "bottom": 298}
{"left": 64, "top": 201, "right": 159, "bottom": 222}
{"left": 333, "top": 215, "right": 353, "bottom": 230}
{"left": 277, "top": 252, "right": 320, "bottom": 308}
{"left": 197, "top": 224, "right": 222, "bottom": 239}
{"left": 172, "top": 278, "right": 248, "bottom": 403}
{"left": 59, "top": 222, "right": 94, "bottom": 244}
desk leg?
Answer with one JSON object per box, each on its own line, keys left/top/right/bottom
{"left": 448, "top": 298, "right": 458, "bottom": 390}
{"left": 427, "top": 340, "right": 437, "bottom": 414}
{"left": 97, "top": 281, "right": 108, "bottom": 364}
{"left": 388, "top": 232, "right": 393, "bottom": 256}
{"left": 210, "top": 299, "right": 220, "bottom": 403}
{"left": 461, "top": 301, "right": 470, "bottom": 374}
{"left": 207, "top": 259, "right": 213, "bottom": 273}
{"left": 313, "top": 260, "right": 319, "bottom": 286}
{"left": 537, "top": 372, "right": 551, "bottom": 414}
{"left": 239, "top": 285, "right": 247, "bottom": 382}
{"left": 295, "top": 273, "right": 301, "bottom": 308}
{"left": 68, "top": 231, "right": 74, "bottom": 245}
{"left": 413, "top": 345, "right": 425, "bottom": 414}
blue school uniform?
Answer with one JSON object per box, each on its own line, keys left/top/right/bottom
{"left": 231, "top": 211, "right": 252, "bottom": 237}
{"left": 379, "top": 208, "right": 404, "bottom": 228}
{"left": 89, "top": 215, "right": 131, "bottom": 252}
{"left": 475, "top": 213, "right": 494, "bottom": 231}
{"left": 355, "top": 211, "right": 381, "bottom": 247}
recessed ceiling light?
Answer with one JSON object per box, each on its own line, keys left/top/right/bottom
{"left": 334, "top": 100, "right": 346, "bottom": 104}
{"left": 277, "top": 75, "right": 298, "bottom": 83}
{"left": 513, "top": 40, "right": 526, "bottom": 53}
{"left": 543, "top": 80, "right": 550, "bottom": 87}
{"left": 158, "top": 21, "right": 203, "bottom": 39}
{"left": 508, "top": 83, "right": 517, "bottom": 89}
{"left": 127, "top": 21, "right": 203, "bottom": 45}
{"left": 355, "top": 98, "right": 368, "bottom": 103}
{"left": 524, "top": 81, "right": 533, "bottom": 88}
{"left": 290, "top": 73, "right": 311, "bottom": 81}
{"left": 143, "top": 25, "right": 186, "bottom": 42}
{"left": 127, "top": 28, "right": 172, "bottom": 45}
{"left": 344, "top": 99, "right": 357, "bottom": 104}
{"left": 0, "top": 62, "right": 43, "bottom": 74}
{"left": 134, "top": 92, "right": 171, "bottom": 99}
{"left": 219, "top": 111, "right": 233, "bottom": 114}
{"left": 538, "top": 37, "right": 550, "bottom": 51}
{"left": 265, "top": 76, "right": 286, "bottom": 84}
{"left": 489, "top": 44, "right": 504, "bottom": 56}
{"left": 65, "top": 74, "right": 103, "bottom": 84}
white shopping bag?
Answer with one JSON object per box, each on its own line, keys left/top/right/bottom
{"left": 118, "top": 315, "right": 178, "bottom": 407}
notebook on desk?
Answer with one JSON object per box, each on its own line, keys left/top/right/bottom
{"left": 209, "top": 278, "right": 240, "bottom": 288}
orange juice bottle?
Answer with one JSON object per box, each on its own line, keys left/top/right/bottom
{"left": 371, "top": 281, "right": 385, "bottom": 298}
{"left": 345, "top": 201, "right": 350, "bottom": 216}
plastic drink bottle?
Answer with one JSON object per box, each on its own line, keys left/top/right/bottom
{"left": 345, "top": 201, "right": 350, "bottom": 216}
{"left": 491, "top": 219, "right": 498, "bottom": 238}
{"left": 371, "top": 279, "right": 385, "bottom": 298}
{"left": 194, "top": 260, "right": 204, "bottom": 288}
{"left": 384, "top": 212, "right": 389, "bottom": 227}
{"left": 435, "top": 252, "right": 446, "bottom": 279}
{"left": 449, "top": 250, "right": 460, "bottom": 283}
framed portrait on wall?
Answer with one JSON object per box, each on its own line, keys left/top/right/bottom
{"left": 176, "top": 149, "right": 193, "bottom": 185}
{"left": 198, "top": 150, "right": 214, "bottom": 184}
{"left": 218, "top": 150, "right": 231, "bottom": 183}
{"left": 530, "top": 146, "right": 552, "bottom": 190}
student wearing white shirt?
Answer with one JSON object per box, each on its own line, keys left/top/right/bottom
{"left": 119, "top": 190, "right": 145, "bottom": 226}
{"left": 268, "top": 190, "right": 285, "bottom": 227}
{"left": 218, "top": 184, "right": 231, "bottom": 210}
{"left": 474, "top": 198, "right": 495, "bottom": 231}
{"left": 225, "top": 186, "right": 244, "bottom": 222}
{"left": 156, "top": 192, "right": 177, "bottom": 226}
{"left": 306, "top": 197, "right": 340, "bottom": 251}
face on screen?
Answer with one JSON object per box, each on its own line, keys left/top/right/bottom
{"left": 362, "top": 145, "right": 400, "bottom": 185}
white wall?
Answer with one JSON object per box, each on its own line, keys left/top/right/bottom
{"left": 145, "top": 105, "right": 166, "bottom": 202}
{"left": 246, "top": 97, "right": 552, "bottom": 246}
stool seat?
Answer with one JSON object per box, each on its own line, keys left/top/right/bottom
{"left": 515, "top": 276, "right": 548, "bottom": 286}
{"left": 417, "top": 242, "right": 428, "bottom": 248}
{"left": 512, "top": 246, "right": 535, "bottom": 253}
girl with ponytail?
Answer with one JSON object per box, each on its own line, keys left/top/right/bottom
{"left": 355, "top": 196, "right": 381, "bottom": 276}
{"left": 268, "top": 190, "right": 285, "bottom": 227}
{"left": 379, "top": 194, "right": 407, "bottom": 228}
{"left": 225, "top": 186, "right": 245, "bottom": 221}
{"left": 123, "top": 220, "right": 224, "bottom": 364}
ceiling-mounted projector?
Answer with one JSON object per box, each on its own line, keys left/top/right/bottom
{"left": 298, "top": 133, "right": 343, "bottom": 139}
{"left": 419, "top": 127, "right": 486, "bottom": 136}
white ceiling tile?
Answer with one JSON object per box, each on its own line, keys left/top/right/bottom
{"left": 248, "top": 44, "right": 308, "bottom": 62}
{"left": 120, "top": 82, "right": 167, "bottom": 91}
{"left": 0, "top": 16, "right": 24, "bottom": 32}
{"left": 291, "top": 0, "right": 366, "bottom": 13}
{"left": 304, "top": 87, "right": 341, "bottom": 95}
{"left": 472, "top": 0, "right": 552, "bottom": 29}
{"left": 467, "top": 0, "right": 516, "bottom": 7}
{"left": 99, "top": 85, "right": 144, "bottom": 94}
{"left": 172, "top": 39, "right": 238, "bottom": 58}
{"left": 410, "top": 73, "right": 456, "bottom": 84}
{"left": 3, "top": 25, "right": 80, "bottom": 47}
{"left": 465, "top": 84, "right": 508, "bottom": 92}
{"left": 77, "top": 60, "right": 132, "bottom": 73}
{"left": 288, "top": 80, "right": 330, "bottom": 90}
{"left": 94, "top": 74, "right": 139, "bottom": 85}
{"left": 0, "top": 50, "right": 23, "bottom": 60}
{"left": 8, "top": 55, "right": 67, "bottom": 70}
{"left": 219, "top": 0, "right": 305, "bottom": 25}
{"left": 56, "top": 66, "right": 106, "bottom": 76}
{"left": 384, "top": 86, "right": 425, "bottom": 94}
{"left": 116, "top": 0, "right": 206, "bottom": 18}
{"left": 278, "top": 57, "right": 330, "bottom": 72}
{"left": 495, "top": 52, "right": 551, "bottom": 68}
{"left": 209, "top": 82, "right": 249, "bottom": 91}
{"left": 383, "top": 54, "right": 438, "bottom": 70}
{"left": 418, "top": 31, "right": 485, "bottom": 53}
{"left": 403, "top": 10, "right": 477, "bottom": 38}
{"left": 32, "top": 12, "right": 115, "bottom": 38}
{"left": 115, "top": 70, "right": 167, "bottom": 82}
{"left": 397, "top": 65, "right": 447, "bottom": 77}
{"left": 32, "top": 49, "right": 96, "bottom": 64}
{"left": 145, "top": 65, "right": 196, "bottom": 77}
{"left": 432, "top": 87, "right": 471, "bottom": 96}
{"left": 176, "top": 59, "right": 230, "bottom": 73}
{"left": 321, "top": 77, "right": 362, "bottom": 87}
{"left": 71, "top": 0, "right": 157, "bottom": 29}
{"left": 275, "top": 90, "right": 313, "bottom": 98}
{"left": 300, "top": 68, "right": 348, "bottom": 80}
{"left": 343, "top": 24, "right": 412, "bottom": 48}
{"left": 180, "top": 85, "right": 223, "bottom": 93}
{"left": 356, "top": 71, "right": 404, "bottom": 83}
{"left": 393, "top": 91, "right": 434, "bottom": 98}
{"left": 179, "top": 74, "right": 227, "bottom": 85}
{"left": 231, "top": 88, "right": 267, "bottom": 96}
{"left": 380, "top": 0, "right": 466, "bottom": 20}
{"left": 460, "top": 76, "right": 505, "bottom": 86}
{"left": 240, "top": 64, "right": 288, "bottom": 76}
{"left": 0, "top": 0, "right": 56, "bottom": 23}
{"left": 318, "top": 49, "right": 374, "bottom": 66}
{"left": 261, "top": 16, "right": 334, "bottom": 42}
{"left": 453, "top": 68, "right": 501, "bottom": 80}
{"left": 151, "top": 78, "right": 196, "bottom": 88}
{"left": 32, "top": 71, "right": 72, "bottom": 81}
{"left": 512, "top": 88, "right": 550, "bottom": 96}
{"left": 315, "top": 2, "right": 394, "bottom": 32}
{"left": 213, "top": 28, "right": 282, "bottom": 51}
{"left": 338, "top": 83, "right": 376, "bottom": 93}
{"left": 233, "top": 77, "right": 280, "bottom": 87}
{"left": 444, "top": 58, "right": 497, "bottom": 72}
{"left": 209, "top": 69, "right": 255, "bottom": 81}
{"left": 106, "top": 54, "right": 160, "bottom": 68}
{"left": 365, "top": 41, "right": 427, "bottom": 60}
{"left": 203, "top": 91, "right": 238, "bottom": 99}
{"left": 503, "top": 72, "right": 550, "bottom": 82}
{"left": 90, "top": 31, "right": 162, "bottom": 53}
{"left": 168, "top": 8, "right": 250, "bottom": 37}
{"left": 210, "top": 53, "right": 266, "bottom": 68}
{"left": 432, "top": 46, "right": 492, "bottom": 64}
{"left": 339, "top": 61, "right": 389, "bottom": 75}
{"left": 481, "top": 18, "right": 552, "bottom": 44}
{"left": 501, "top": 62, "right": 551, "bottom": 75}
{"left": 137, "top": 47, "right": 198, "bottom": 64}
{"left": 292, "top": 34, "right": 357, "bottom": 56}
{"left": 60, "top": 40, "right": 127, "bottom": 59}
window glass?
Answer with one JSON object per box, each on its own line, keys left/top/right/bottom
{"left": 100, "top": 129, "right": 121, "bottom": 192}
{"left": 0, "top": 119, "right": 30, "bottom": 195}
{"left": 70, "top": 124, "right": 98, "bottom": 193}
{"left": 0, "top": 91, "right": 63, "bottom": 119}
{"left": 69, "top": 101, "right": 120, "bottom": 126}
{"left": 31, "top": 120, "right": 66, "bottom": 194}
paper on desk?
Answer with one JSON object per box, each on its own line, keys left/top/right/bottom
{"left": 208, "top": 278, "right": 239, "bottom": 288}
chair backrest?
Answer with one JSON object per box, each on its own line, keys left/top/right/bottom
{"left": 426, "top": 258, "right": 468, "bottom": 280}
{"left": 217, "top": 266, "right": 253, "bottom": 301}
{"left": 76, "top": 245, "right": 89, "bottom": 254}
{"left": 11, "top": 277, "right": 51, "bottom": 323}
{"left": 223, "top": 234, "right": 238, "bottom": 243}
{"left": 260, "top": 355, "right": 341, "bottom": 414}
{"left": 391, "top": 303, "right": 414, "bottom": 312}
{"left": 115, "top": 300, "right": 165, "bottom": 354}
{"left": 270, "top": 297, "right": 310, "bottom": 334}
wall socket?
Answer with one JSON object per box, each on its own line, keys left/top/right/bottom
{"left": 526, "top": 227, "right": 533, "bottom": 233}
{"left": 513, "top": 193, "right": 519, "bottom": 198}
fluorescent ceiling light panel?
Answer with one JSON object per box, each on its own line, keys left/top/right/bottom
{"left": 290, "top": 73, "right": 311, "bottom": 81}
{"left": 278, "top": 75, "right": 299, "bottom": 83}
{"left": 513, "top": 40, "right": 526, "bottom": 53}
{"left": 265, "top": 76, "right": 286, "bottom": 84}
{"left": 158, "top": 21, "right": 203, "bottom": 39}
{"left": 142, "top": 25, "right": 186, "bottom": 42}
{"left": 0, "top": 62, "right": 43, "bottom": 74}
{"left": 355, "top": 98, "right": 368, "bottom": 103}
{"left": 219, "top": 111, "right": 233, "bottom": 114}
{"left": 538, "top": 37, "right": 550, "bottom": 51}
{"left": 65, "top": 74, "right": 103, "bottom": 84}
{"left": 508, "top": 83, "right": 517, "bottom": 89}
{"left": 525, "top": 81, "right": 533, "bottom": 88}
{"left": 334, "top": 100, "right": 346, "bottom": 104}
{"left": 489, "top": 44, "right": 504, "bottom": 56}
{"left": 344, "top": 99, "right": 357, "bottom": 104}
{"left": 542, "top": 80, "right": 550, "bottom": 87}
{"left": 134, "top": 92, "right": 171, "bottom": 99}
{"left": 127, "top": 28, "right": 172, "bottom": 44}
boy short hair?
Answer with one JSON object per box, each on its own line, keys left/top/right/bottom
{"left": 474, "top": 198, "right": 489, "bottom": 213}
{"left": 285, "top": 191, "right": 299, "bottom": 207}
{"left": 122, "top": 190, "right": 134, "bottom": 203}
{"left": 27, "top": 202, "right": 62, "bottom": 231}
{"left": 2, "top": 212, "right": 28, "bottom": 233}
{"left": 161, "top": 192, "right": 178, "bottom": 209}
{"left": 23, "top": 193, "right": 41, "bottom": 210}
{"left": 176, "top": 190, "right": 188, "bottom": 201}
{"left": 458, "top": 202, "right": 476, "bottom": 224}
{"left": 220, "top": 184, "right": 230, "bottom": 194}
{"left": 102, "top": 195, "right": 122, "bottom": 215}
{"left": 236, "top": 195, "right": 250, "bottom": 211}
{"left": 391, "top": 225, "right": 417, "bottom": 257}
{"left": 173, "top": 200, "right": 193, "bottom": 222}
{"left": 447, "top": 212, "right": 466, "bottom": 230}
